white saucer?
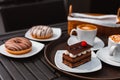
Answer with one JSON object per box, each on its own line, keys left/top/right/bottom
{"left": 96, "top": 47, "right": 120, "bottom": 67}
{"left": 55, "top": 50, "right": 102, "bottom": 73}
{"left": 67, "top": 36, "right": 104, "bottom": 51}
{"left": 0, "top": 41, "right": 44, "bottom": 58}
{"left": 25, "top": 28, "right": 61, "bottom": 41}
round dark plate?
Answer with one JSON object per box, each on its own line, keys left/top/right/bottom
{"left": 44, "top": 34, "right": 120, "bottom": 80}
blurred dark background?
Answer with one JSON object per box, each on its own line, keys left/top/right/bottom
{"left": 0, "top": 0, "right": 120, "bottom": 33}
{"left": 68, "top": 0, "right": 120, "bottom": 14}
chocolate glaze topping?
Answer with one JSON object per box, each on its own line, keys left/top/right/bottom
{"left": 67, "top": 42, "right": 92, "bottom": 55}
{"left": 5, "top": 37, "right": 32, "bottom": 51}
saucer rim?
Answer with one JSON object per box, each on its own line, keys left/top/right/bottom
{"left": 67, "top": 36, "right": 105, "bottom": 51}
{"left": 96, "top": 47, "right": 120, "bottom": 67}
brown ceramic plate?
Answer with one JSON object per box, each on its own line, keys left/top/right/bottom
{"left": 44, "top": 34, "right": 120, "bottom": 80}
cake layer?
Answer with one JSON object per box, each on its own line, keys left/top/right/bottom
{"left": 63, "top": 57, "right": 91, "bottom": 68}
{"left": 63, "top": 51, "right": 91, "bottom": 63}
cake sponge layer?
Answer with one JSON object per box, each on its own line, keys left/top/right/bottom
{"left": 63, "top": 51, "right": 91, "bottom": 63}
{"left": 63, "top": 56, "right": 91, "bottom": 68}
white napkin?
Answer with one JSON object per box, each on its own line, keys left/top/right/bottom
{"left": 68, "top": 13, "right": 120, "bottom": 27}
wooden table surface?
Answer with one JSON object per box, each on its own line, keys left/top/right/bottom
{"left": 0, "top": 22, "right": 109, "bottom": 80}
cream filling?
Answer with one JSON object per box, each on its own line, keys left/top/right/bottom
{"left": 64, "top": 49, "right": 91, "bottom": 58}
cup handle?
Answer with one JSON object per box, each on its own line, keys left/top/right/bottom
{"left": 109, "top": 46, "right": 116, "bottom": 56}
{"left": 70, "top": 29, "right": 77, "bottom": 36}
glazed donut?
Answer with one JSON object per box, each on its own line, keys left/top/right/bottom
{"left": 30, "top": 25, "right": 53, "bottom": 39}
{"left": 5, "top": 37, "right": 32, "bottom": 55}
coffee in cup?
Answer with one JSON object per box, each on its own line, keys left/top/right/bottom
{"left": 108, "top": 34, "right": 120, "bottom": 62}
{"left": 78, "top": 24, "right": 97, "bottom": 30}
{"left": 110, "top": 34, "right": 120, "bottom": 42}
{"left": 70, "top": 24, "right": 97, "bottom": 46}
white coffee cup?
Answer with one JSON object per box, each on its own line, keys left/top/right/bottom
{"left": 108, "top": 35, "right": 120, "bottom": 62}
{"left": 70, "top": 24, "right": 97, "bottom": 46}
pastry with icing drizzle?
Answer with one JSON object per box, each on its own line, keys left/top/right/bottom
{"left": 30, "top": 25, "right": 53, "bottom": 39}
{"left": 5, "top": 37, "right": 32, "bottom": 55}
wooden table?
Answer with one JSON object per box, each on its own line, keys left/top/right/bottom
{"left": 0, "top": 22, "right": 73, "bottom": 80}
{"left": 0, "top": 22, "right": 112, "bottom": 80}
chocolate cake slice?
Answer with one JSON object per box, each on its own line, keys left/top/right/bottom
{"left": 63, "top": 41, "right": 92, "bottom": 68}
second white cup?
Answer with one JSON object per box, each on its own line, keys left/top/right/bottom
{"left": 108, "top": 35, "right": 120, "bottom": 62}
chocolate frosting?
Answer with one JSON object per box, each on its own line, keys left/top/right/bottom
{"left": 67, "top": 42, "right": 92, "bottom": 55}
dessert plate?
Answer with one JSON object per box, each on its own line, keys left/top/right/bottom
{"left": 96, "top": 47, "right": 120, "bottom": 67}
{"left": 67, "top": 36, "right": 104, "bottom": 50}
{"left": 0, "top": 41, "right": 44, "bottom": 58}
{"left": 25, "top": 28, "right": 61, "bottom": 41}
{"left": 55, "top": 50, "right": 102, "bottom": 73}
